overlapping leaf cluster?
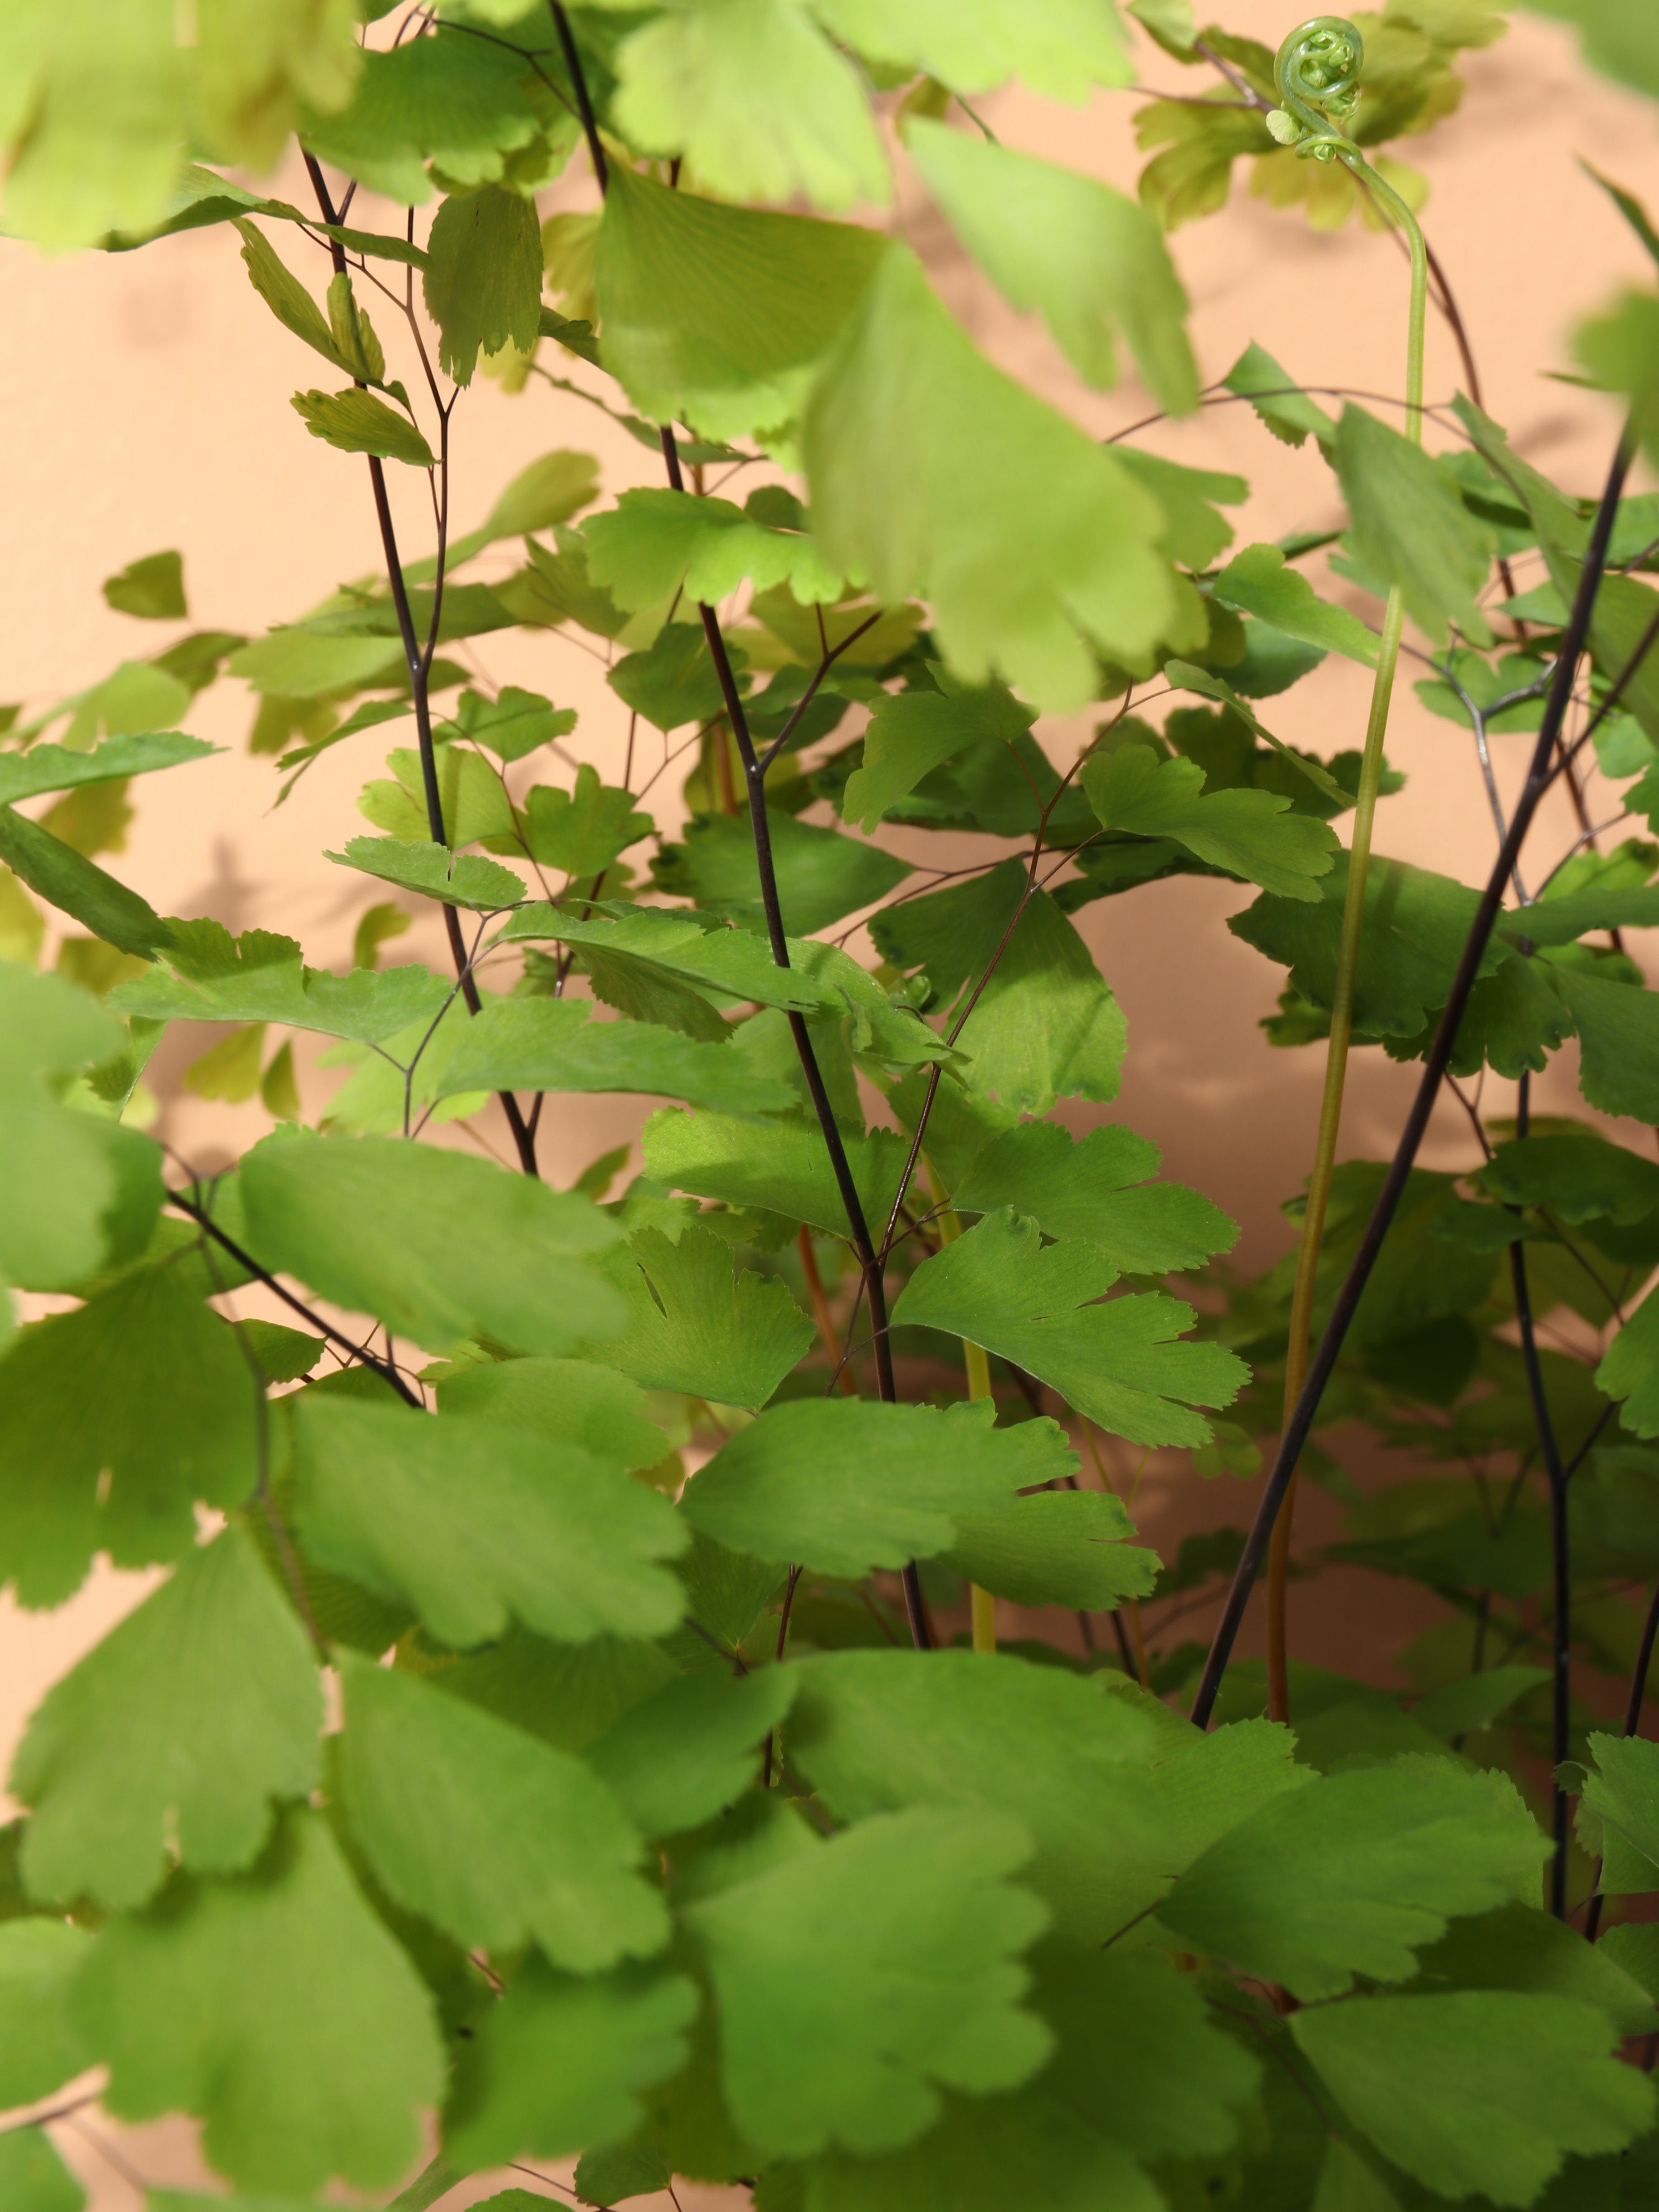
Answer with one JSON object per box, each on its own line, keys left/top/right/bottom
{"left": 4, "top": 4, "right": 1659, "bottom": 2210}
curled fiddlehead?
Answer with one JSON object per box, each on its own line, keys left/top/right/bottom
{"left": 1270, "top": 16, "right": 1364, "bottom": 161}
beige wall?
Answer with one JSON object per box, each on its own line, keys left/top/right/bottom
{"left": 4, "top": 8, "right": 1658, "bottom": 2201}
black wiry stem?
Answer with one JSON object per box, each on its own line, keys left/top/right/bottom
{"left": 1508, "top": 1071, "right": 1572, "bottom": 1917}
{"left": 546, "top": 2, "right": 608, "bottom": 191}
{"left": 302, "top": 153, "right": 538, "bottom": 1176}
{"left": 1189, "top": 426, "right": 1637, "bottom": 1731}
{"left": 168, "top": 1191, "right": 422, "bottom": 1407}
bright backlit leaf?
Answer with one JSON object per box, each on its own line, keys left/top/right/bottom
{"left": 594, "top": 164, "right": 885, "bottom": 442}
{"left": 952, "top": 892, "right": 1127, "bottom": 1112}
{"left": 812, "top": 0, "right": 1132, "bottom": 99}
{"left": 330, "top": 836, "right": 527, "bottom": 912}
{"left": 12, "top": 1527, "right": 320, "bottom": 1910}
{"left": 0, "top": 1919, "right": 93, "bottom": 2107}
{"left": 612, "top": 0, "right": 889, "bottom": 214}
{"left": 585, "top": 488, "right": 844, "bottom": 614}
{"left": 907, "top": 121, "right": 1196, "bottom": 410}
{"left": 803, "top": 244, "right": 1179, "bottom": 711}
{"left": 1334, "top": 405, "right": 1493, "bottom": 648}
{"left": 423, "top": 184, "right": 544, "bottom": 385}
{"left": 291, "top": 388, "right": 434, "bottom": 468}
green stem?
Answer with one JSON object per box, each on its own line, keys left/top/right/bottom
{"left": 1265, "top": 148, "right": 1427, "bottom": 1723}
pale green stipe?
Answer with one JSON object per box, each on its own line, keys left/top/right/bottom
{"left": 1265, "top": 18, "right": 1429, "bottom": 1721}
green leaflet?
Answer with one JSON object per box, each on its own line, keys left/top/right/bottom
{"left": 594, "top": 164, "right": 886, "bottom": 442}
{"left": 0, "top": 801, "right": 175, "bottom": 958}
{"left": 445, "top": 1955, "right": 699, "bottom": 2169}
{"left": 1411, "top": 1903, "right": 1659, "bottom": 2038}
{"left": 940, "top": 1487, "right": 1160, "bottom": 1612}
{"left": 300, "top": 29, "right": 557, "bottom": 204}
{"left": 892, "top": 1209, "right": 1248, "bottom": 1448}
{"left": 788, "top": 1650, "right": 1305, "bottom": 1941}
{"left": 608, "top": 620, "right": 729, "bottom": 732}
{"left": 1553, "top": 967, "right": 1659, "bottom": 1122}
{"left": 803, "top": 243, "right": 1180, "bottom": 711}
{"left": 291, "top": 1395, "right": 687, "bottom": 1650}
{"left": 11, "top": 1526, "right": 320, "bottom": 1910}
{"left": 0, "top": 965, "right": 163, "bottom": 1293}
{"left": 812, "top": 0, "right": 1132, "bottom": 99}
{"left": 291, "top": 388, "right": 434, "bottom": 468}
{"left": 870, "top": 857, "right": 1027, "bottom": 1012}
{"left": 643, "top": 1106, "right": 907, "bottom": 1237}
{"left": 1496, "top": 884, "right": 1659, "bottom": 944}
{"left": 595, "top": 1224, "right": 815, "bottom": 1411}
{"left": 429, "top": 999, "right": 796, "bottom": 1119}
{"left": 361, "top": 742, "right": 516, "bottom": 846}
{"left": 501, "top": 902, "right": 838, "bottom": 1016}
{"left": 652, "top": 811, "right": 912, "bottom": 936}
{"left": 331, "top": 836, "right": 527, "bottom": 910}
{"left": 72, "top": 1808, "right": 443, "bottom": 2195}
{"left": 1290, "top": 1993, "right": 1653, "bottom": 2206}
{"left": 522, "top": 768, "right": 651, "bottom": 876}
{"left": 612, "top": 0, "right": 889, "bottom": 215}
{"left": 0, "top": 1919, "right": 92, "bottom": 2106}
{"left": 423, "top": 184, "right": 544, "bottom": 385}
{"left": 0, "top": 2130, "right": 83, "bottom": 2212}
{"left": 435, "top": 1354, "right": 670, "bottom": 1473}
{"left": 1222, "top": 341, "right": 1338, "bottom": 450}
{"left": 239, "top": 1135, "right": 628, "bottom": 1356}
{"left": 950, "top": 1119, "right": 1239, "bottom": 1273}
{"left": 1597, "top": 1285, "right": 1659, "bottom": 1437}
{"left": 1210, "top": 543, "right": 1379, "bottom": 665}
{"left": 1158, "top": 1757, "right": 1548, "bottom": 2000}
{"left": 1575, "top": 1732, "right": 1659, "bottom": 1893}
{"left": 587, "top": 1665, "right": 799, "bottom": 1838}
{"left": 841, "top": 680, "right": 1035, "bottom": 833}
{"left": 1113, "top": 449, "right": 1245, "bottom": 572}
{"left": 227, "top": 629, "right": 404, "bottom": 698}
{"left": 1477, "top": 1132, "right": 1659, "bottom": 1223}
{"left": 678, "top": 1396, "right": 1079, "bottom": 1577}
{"left": 1334, "top": 405, "right": 1493, "bottom": 647}
{"left": 585, "top": 488, "right": 845, "bottom": 615}
{"left": 334, "top": 1653, "right": 667, "bottom": 1971}
{"left": 953, "top": 892, "right": 1127, "bottom": 1112}
{"left": 0, "top": 1263, "right": 260, "bottom": 1606}
{"left": 111, "top": 923, "right": 451, "bottom": 1043}
{"left": 1082, "top": 744, "right": 1339, "bottom": 900}
{"left": 907, "top": 121, "right": 1197, "bottom": 412}
{"left": 1231, "top": 853, "right": 1508, "bottom": 1042}
{"left": 797, "top": 2082, "right": 1162, "bottom": 2212}
{"left": 684, "top": 1806, "right": 1050, "bottom": 2158}
{"left": 0, "top": 731, "right": 212, "bottom": 805}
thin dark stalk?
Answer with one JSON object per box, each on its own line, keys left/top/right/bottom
{"left": 656, "top": 425, "right": 926, "bottom": 1648}
{"left": 1189, "top": 427, "right": 1637, "bottom": 1731}
{"left": 168, "top": 1191, "right": 423, "bottom": 1407}
{"left": 303, "top": 153, "right": 538, "bottom": 1176}
{"left": 546, "top": 1, "right": 608, "bottom": 190}
{"left": 1509, "top": 1074, "right": 1572, "bottom": 1917}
